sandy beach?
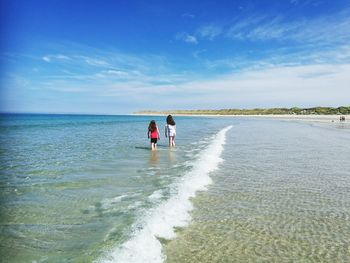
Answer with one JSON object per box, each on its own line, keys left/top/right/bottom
{"left": 133, "top": 113, "right": 349, "bottom": 125}
{"left": 238, "top": 114, "right": 350, "bottom": 124}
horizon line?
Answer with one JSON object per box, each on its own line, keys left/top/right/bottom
{"left": 1, "top": 105, "right": 350, "bottom": 116}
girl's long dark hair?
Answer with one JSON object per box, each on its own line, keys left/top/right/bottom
{"left": 148, "top": 120, "right": 157, "bottom": 132}
{"left": 166, "top": 115, "right": 175, "bottom": 125}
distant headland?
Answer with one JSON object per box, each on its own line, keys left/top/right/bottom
{"left": 134, "top": 106, "right": 350, "bottom": 116}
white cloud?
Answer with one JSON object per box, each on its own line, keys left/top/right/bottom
{"left": 42, "top": 53, "right": 111, "bottom": 68}
{"left": 79, "top": 56, "right": 110, "bottom": 67}
{"left": 176, "top": 32, "right": 198, "bottom": 44}
{"left": 227, "top": 16, "right": 296, "bottom": 41}
{"left": 6, "top": 38, "right": 350, "bottom": 113}
{"left": 86, "top": 62, "right": 350, "bottom": 110}
{"left": 130, "top": 63, "right": 350, "bottom": 109}
{"left": 197, "top": 25, "right": 222, "bottom": 40}
{"left": 42, "top": 56, "right": 51, "bottom": 62}
{"left": 185, "top": 35, "right": 198, "bottom": 44}
{"left": 42, "top": 54, "right": 70, "bottom": 62}
{"left": 226, "top": 12, "right": 350, "bottom": 44}
{"left": 105, "top": 69, "right": 128, "bottom": 76}
{"left": 245, "top": 17, "right": 295, "bottom": 40}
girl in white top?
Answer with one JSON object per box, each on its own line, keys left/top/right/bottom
{"left": 165, "top": 115, "right": 176, "bottom": 147}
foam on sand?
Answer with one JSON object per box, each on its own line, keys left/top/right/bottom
{"left": 97, "top": 126, "right": 232, "bottom": 263}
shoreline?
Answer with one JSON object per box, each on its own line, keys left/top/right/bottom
{"left": 132, "top": 113, "right": 350, "bottom": 124}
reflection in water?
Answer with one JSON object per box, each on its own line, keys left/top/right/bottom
{"left": 149, "top": 150, "right": 158, "bottom": 166}
{"left": 167, "top": 148, "right": 176, "bottom": 164}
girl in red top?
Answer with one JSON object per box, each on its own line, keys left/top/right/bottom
{"left": 148, "top": 120, "right": 160, "bottom": 150}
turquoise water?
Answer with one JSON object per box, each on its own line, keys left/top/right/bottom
{"left": 0, "top": 114, "right": 350, "bottom": 262}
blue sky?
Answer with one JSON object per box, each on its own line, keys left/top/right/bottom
{"left": 1, "top": 0, "right": 350, "bottom": 114}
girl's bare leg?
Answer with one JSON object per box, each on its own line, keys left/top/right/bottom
{"left": 151, "top": 143, "right": 155, "bottom": 151}
{"left": 170, "top": 136, "right": 175, "bottom": 147}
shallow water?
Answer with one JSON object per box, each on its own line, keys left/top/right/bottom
{"left": 165, "top": 119, "right": 350, "bottom": 263}
{"left": 0, "top": 114, "right": 350, "bottom": 262}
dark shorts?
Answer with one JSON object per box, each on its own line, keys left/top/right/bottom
{"left": 151, "top": 138, "right": 158, "bottom": 144}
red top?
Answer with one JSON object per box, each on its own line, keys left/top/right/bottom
{"left": 150, "top": 127, "right": 159, "bottom": 138}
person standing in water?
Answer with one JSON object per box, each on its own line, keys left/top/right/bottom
{"left": 148, "top": 120, "right": 160, "bottom": 151}
{"left": 165, "top": 115, "right": 176, "bottom": 147}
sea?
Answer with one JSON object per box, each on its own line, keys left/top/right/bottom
{"left": 0, "top": 114, "right": 350, "bottom": 263}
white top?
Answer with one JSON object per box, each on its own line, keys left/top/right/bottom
{"left": 165, "top": 124, "right": 176, "bottom": 137}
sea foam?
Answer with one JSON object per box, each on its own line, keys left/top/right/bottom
{"left": 97, "top": 126, "right": 232, "bottom": 263}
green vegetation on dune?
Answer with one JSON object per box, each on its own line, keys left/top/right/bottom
{"left": 135, "top": 106, "right": 350, "bottom": 115}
